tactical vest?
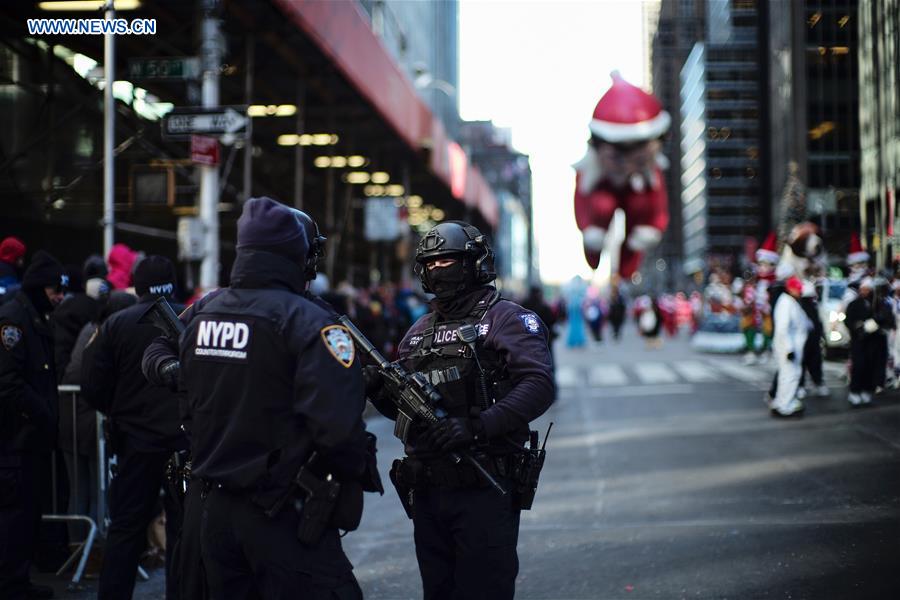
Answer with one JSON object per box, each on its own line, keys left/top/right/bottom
{"left": 405, "top": 291, "right": 510, "bottom": 420}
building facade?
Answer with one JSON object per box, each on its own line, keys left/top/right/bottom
{"left": 859, "top": 0, "right": 900, "bottom": 268}
{"left": 764, "top": 0, "right": 861, "bottom": 260}
{"left": 458, "top": 120, "right": 535, "bottom": 292}
{"left": 680, "top": 0, "right": 765, "bottom": 277}
{"left": 647, "top": 0, "right": 706, "bottom": 290}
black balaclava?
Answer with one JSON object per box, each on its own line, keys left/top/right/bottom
{"left": 425, "top": 259, "right": 469, "bottom": 301}
{"left": 427, "top": 256, "right": 492, "bottom": 320}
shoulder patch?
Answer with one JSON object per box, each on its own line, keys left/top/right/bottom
{"left": 517, "top": 312, "right": 543, "bottom": 335}
{"left": 321, "top": 325, "right": 356, "bottom": 368}
{"left": 1, "top": 325, "right": 22, "bottom": 350}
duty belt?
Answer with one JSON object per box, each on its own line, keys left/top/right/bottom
{"left": 398, "top": 454, "right": 513, "bottom": 490}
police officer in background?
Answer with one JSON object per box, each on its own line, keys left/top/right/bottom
{"left": 0, "top": 251, "right": 67, "bottom": 600}
{"left": 80, "top": 255, "right": 187, "bottom": 600}
{"left": 367, "top": 221, "right": 555, "bottom": 600}
{"left": 175, "top": 197, "right": 373, "bottom": 599}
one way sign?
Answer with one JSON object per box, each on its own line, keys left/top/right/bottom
{"left": 162, "top": 106, "right": 249, "bottom": 140}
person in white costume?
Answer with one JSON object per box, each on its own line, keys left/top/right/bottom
{"left": 771, "top": 276, "right": 811, "bottom": 417}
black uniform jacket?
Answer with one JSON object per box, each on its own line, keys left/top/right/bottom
{"left": 52, "top": 293, "right": 100, "bottom": 381}
{"left": 178, "top": 250, "right": 367, "bottom": 507}
{"left": 846, "top": 294, "right": 895, "bottom": 341}
{"left": 0, "top": 292, "right": 58, "bottom": 453}
{"left": 81, "top": 295, "right": 187, "bottom": 452}
{"left": 385, "top": 289, "right": 555, "bottom": 447}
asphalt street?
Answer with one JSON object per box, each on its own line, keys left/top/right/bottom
{"left": 43, "top": 326, "right": 900, "bottom": 599}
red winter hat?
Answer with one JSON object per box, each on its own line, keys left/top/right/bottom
{"left": 0, "top": 236, "right": 26, "bottom": 264}
{"left": 785, "top": 276, "right": 803, "bottom": 295}
{"left": 755, "top": 232, "right": 779, "bottom": 264}
{"left": 588, "top": 72, "right": 670, "bottom": 144}
{"left": 847, "top": 232, "right": 869, "bottom": 265}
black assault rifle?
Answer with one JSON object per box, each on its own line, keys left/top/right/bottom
{"left": 337, "top": 315, "right": 506, "bottom": 495}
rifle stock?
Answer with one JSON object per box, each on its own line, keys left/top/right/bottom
{"left": 138, "top": 296, "right": 185, "bottom": 340}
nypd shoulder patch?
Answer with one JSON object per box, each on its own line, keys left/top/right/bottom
{"left": 518, "top": 313, "right": 543, "bottom": 335}
{"left": 321, "top": 325, "right": 356, "bottom": 368}
{"left": 1, "top": 325, "right": 23, "bottom": 350}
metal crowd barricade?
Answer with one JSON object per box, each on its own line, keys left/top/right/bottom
{"left": 42, "top": 385, "right": 105, "bottom": 588}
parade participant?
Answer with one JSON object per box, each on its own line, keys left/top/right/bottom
{"left": 890, "top": 280, "right": 900, "bottom": 384}
{"left": 748, "top": 233, "right": 779, "bottom": 364}
{"left": 573, "top": 72, "right": 670, "bottom": 277}
{"left": 770, "top": 276, "right": 809, "bottom": 417}
{"left": 81, "top": 255, "right": 187, "bottom": 600}
{"left": 366, "top": 221, "right": 555, "bottom": 600}
{"left": 0, "top": 237, "right": 26, "bottom": 300}
{"left": 176, "top": 197, "right": 374, "bottom": 599}
{"left": 608, "top": 286, "right": 627, "bottom": 340}
{"left": 797, "top": 281, "right": 828, "bottom": 398}
{"left": 846, "top": 277, "right": 894, "bottom": 406}
{"left": 0, "top": 250, "right": 67, "bottom": 600}
{"left": 564, "top": 276, "right": 588, "bottom": 348}
{"left": 847, "top": 233, "right": 870, "bottom": 284}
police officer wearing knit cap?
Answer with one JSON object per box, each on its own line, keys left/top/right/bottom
{"left": 80, "top": 254, "right": 188, "bottom": 600}
{"left": 367, "top": 221, "right": 555, "bottom": 600}
{"left": 171, "top": 197, "right": 375, "bottom": 599}
{"left": 0, "top": 250, "right": 67, "bottom": 600}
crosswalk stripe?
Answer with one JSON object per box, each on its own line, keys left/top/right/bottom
{"left": 633, "top": 363, "right": 679, "bottom": 384}
{"left": 556, "top": 366, "right": 582, "bottom": 388}
{"left": 588, "top": 365, "right": 628, "bottom": 386}
{"left": 715, "top": 362, "right": 767, "bottom": 382}
{"left": 671, "top": 360, "right": 720, "bottom": 382}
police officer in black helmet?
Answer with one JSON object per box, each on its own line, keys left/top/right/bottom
{"left": 158, "top": 197, "right": 376, "bottom": 600}
{"left": 367, "top": 221, "right": 555, "bottom": 600}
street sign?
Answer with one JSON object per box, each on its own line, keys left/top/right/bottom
{"left": 162, "top": 106, "right": 249, "bottom": 140}
{"left": 128, "top": 57, "right": 200, "bottom": 81}
{"left": 190, "top": 135, "right": 219, "bottom": 166}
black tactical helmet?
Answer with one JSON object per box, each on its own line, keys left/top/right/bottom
{"left": 414, "top": 221, "right": 496, "bottom": 292}
{"left": 295, "top": 210, "right": 327, "bottom": 280}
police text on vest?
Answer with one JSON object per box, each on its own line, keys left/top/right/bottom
{"left": 195, "top": 320, "right": 250, "bottom": 359}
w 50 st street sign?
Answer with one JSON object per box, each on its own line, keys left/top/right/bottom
{"left": 162, "top": 106, "right": 248, "bottom": 140}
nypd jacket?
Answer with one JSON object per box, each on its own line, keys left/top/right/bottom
{"left": 81, "top": 295, "right": 187, "bottom": 452}
{"left": 378, "top": 288, "right": 555, "bottom": 453}
{"left": 0, "top": 292, "right": 58, "bottom": 453}
{"left": 178, "top": 250, "right": 368, "bottom": 508}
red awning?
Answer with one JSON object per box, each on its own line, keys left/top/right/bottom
{"left": 272, "top": 0, "right": 499, "bottom": 227}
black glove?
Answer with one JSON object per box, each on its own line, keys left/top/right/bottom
{"left": 159, "top": 359, "right": 180, "bottom": 391}
{"left": 362, "top": 365, "right": 384, "bottom": 397}
{"left": 421, "top": 418, "right": 483, "bottom": 453}
{"left": 786, "top": 352, "right": 795, "bottom": 362}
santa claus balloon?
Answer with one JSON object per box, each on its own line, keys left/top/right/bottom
{"left": 573, "top": 72, "right": 670, "bottom": 278}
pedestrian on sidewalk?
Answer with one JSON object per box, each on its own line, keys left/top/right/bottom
{"left": 771, "top": 276, "right": 809, "bottom": 417}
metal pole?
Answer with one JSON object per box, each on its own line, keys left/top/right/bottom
{"left": 199, "top": 0, "right": 222, "bottom": 292}
{"left": 103, "top": 2, "right": 115, "bottom": 258}
{"left": 242, "top": 34, "right": 254, "bottom": 203}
